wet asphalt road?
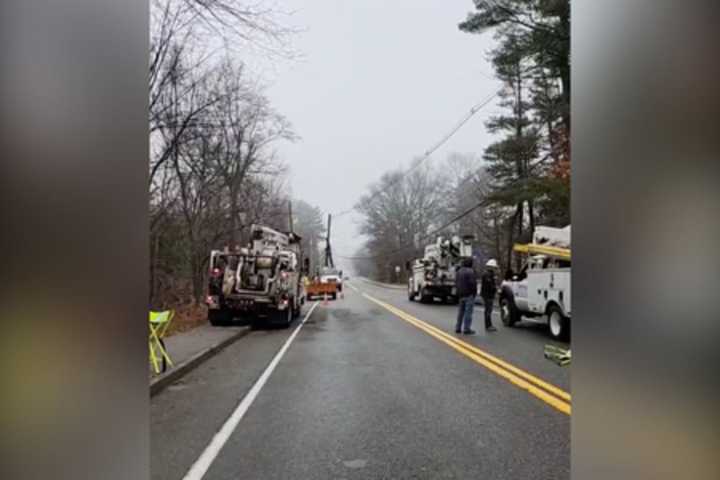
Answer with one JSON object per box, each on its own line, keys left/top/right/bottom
{"left": 151, "top": 280, "right": 570, "bottom": 480}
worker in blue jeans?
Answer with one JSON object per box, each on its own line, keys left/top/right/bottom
{"left": 454, "top": 257, "right": 478, "bottom": 335}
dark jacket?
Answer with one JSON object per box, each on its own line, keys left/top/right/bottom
{"left": 455, "top": 266, "right": 478, "bottom": 298}
{"left": 480, "top": 270, "right": 497, "bottom": 299}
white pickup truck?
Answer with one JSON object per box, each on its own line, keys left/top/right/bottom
{"left": 499, "top": 226, "right": 571, "bottom": 341}
{"left": 319, "top": 267, "right": 343, "bottom": 293}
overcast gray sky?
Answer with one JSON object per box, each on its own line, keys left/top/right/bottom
{"left": 255, "top": 0, "right": 502, "bottom": 272}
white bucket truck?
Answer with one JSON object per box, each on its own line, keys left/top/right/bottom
{"left": 499, "top": 225, "right": 571, "bottom": 340}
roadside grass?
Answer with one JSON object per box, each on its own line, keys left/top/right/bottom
{"left": 164, "top": 302, "right": 207, "bottom": 337}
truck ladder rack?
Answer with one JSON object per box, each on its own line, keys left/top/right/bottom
{"left": 513, "top": 243, "right": 571, "bottom": 261}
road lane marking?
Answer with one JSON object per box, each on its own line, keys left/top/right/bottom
{"left": 354, "top": 283, "right": 569, "bottom": 401}
{"left": 182, "top": 301, "right": 320, "bottom": 480}
{"left": 360, "top": 291, "right": 571, "bottom": 415}
{"left": 380, "top": 299, "right": 571, "bottom": 403}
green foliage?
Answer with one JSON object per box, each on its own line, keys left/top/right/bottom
{"left": 457, "top": 0, "right": 570, "bottom": 267}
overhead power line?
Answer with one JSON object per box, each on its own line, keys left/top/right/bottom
{"left": 331, "top": 90, "right": 499, "bottom": 219}
{"left": 335, "top": 198, "right": 487, "bottom": 262}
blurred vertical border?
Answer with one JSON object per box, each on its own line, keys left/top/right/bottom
{"left": 573, "top": 0, "right": 720, "bottom": 478}
{"left": 1, "top": 1, "right": 719, "bottom": 479}
{"left": 0, "top": 1, "right": 149, "bottom": 479}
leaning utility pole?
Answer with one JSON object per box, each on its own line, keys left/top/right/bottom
{"left": 323, "top": 214, "right": 334, "bottom": 269}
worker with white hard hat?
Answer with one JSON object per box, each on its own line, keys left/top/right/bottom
{"left": 480, "top": 258, "right": 499, "bottom": 332}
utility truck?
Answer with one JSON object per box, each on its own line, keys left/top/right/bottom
{"left": 499, "top": 225, "right": 571, "bottom": 341}
{"left": 407, "top": 235, "right": 474, "bottom": 304}
{"left": 206, "top": 224, "right": 305, "bottom": 328}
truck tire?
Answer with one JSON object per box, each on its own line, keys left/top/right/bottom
{"left": 408, "top": 280, "right": 415, "bottom": 301}
{"left": 292, "top": 297, "right": 301, "bottom": 319}
{"left": 547, "top": 304, "right": 570, "bottom": 341}
{"left": 500, "top": 296, "right": 519, "bottom": 327}
{"left": 208, "top": 309, "right": 230, "bottom": 327}
{"left": 419, "top": 287, "right": 432, "bottom": 304}
{"left": 331, "top": 292, "right": 337, "bottom": 300}
{"left": 249, "top": 313, "right": 263, "bottom": 330}
{"left": 279, "top": 305, "right": 293, "bottom": 329}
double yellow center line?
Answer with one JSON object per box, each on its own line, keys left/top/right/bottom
{"left": 362, "top": 292, "right": 572, "bottom": 415}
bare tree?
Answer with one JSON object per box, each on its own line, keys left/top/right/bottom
{"left": 356, "top": 163, "right": 447, "bottom": 282}
{"left": 202, "top": 60, "right": 296, "bottom": 246}
{"left": 149, "top": 0, "right": 298, "bottom": 186}
{"left": 148, "top": 0, "right": 299, "bottom": 310}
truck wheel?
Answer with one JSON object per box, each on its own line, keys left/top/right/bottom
{"left": 419, "top": 288, "right": 431, "bottom": 304}
{"left": 547, "top": 304, "right": 570, "bottom": 341}
{"left": 208, "top": 309, "right": 229, "bottom": 327}
{"left": 331, "top": 292, "right": 337, "bottom": 300}
{"left": 408, "top": 280, "right": 415, "bottom": 301}
{"left": 279, "top": 305, "right": 293, "bottom": 328}
{"left": 500, "top": 296, "right": 519, "bottom": 327}
{"left": 249, "top": 314, "right": 263, "bottom": 330}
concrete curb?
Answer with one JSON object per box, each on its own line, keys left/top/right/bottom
{"left": 359, "top": 277, "right": 406, "bottom": 290}
{"left": 150, "top": 326, "right": 251, "bottom": 397}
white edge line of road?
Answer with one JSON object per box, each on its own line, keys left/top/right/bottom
{"left": 181, "top": 301, "right": 320, "bottom": 480}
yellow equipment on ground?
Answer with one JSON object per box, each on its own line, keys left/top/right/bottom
{"left": 149, "top": 310, "right": 174, "bottom": 374}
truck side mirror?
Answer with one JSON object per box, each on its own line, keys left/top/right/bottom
{"left": 405, "top": 261, "right": 411, "bottom": 271}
